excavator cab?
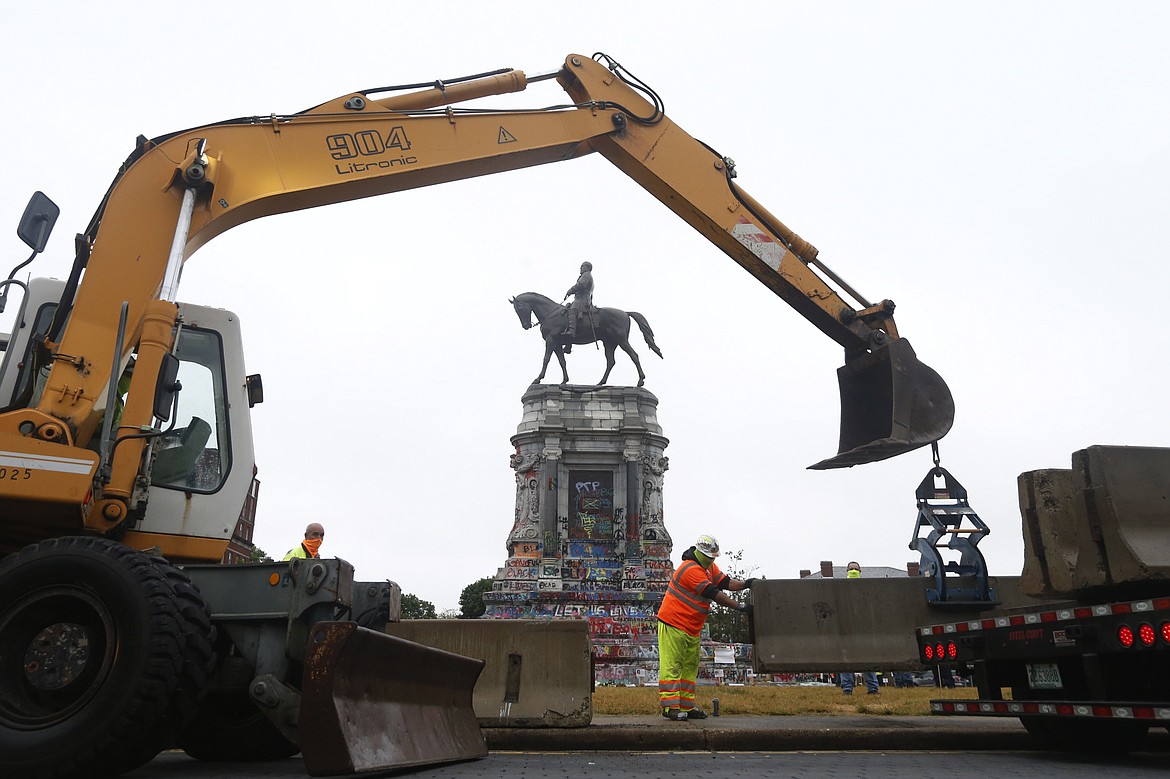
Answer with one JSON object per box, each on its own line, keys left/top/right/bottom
{"left": 811, "top": 338, "right": 954, "bottom": 469}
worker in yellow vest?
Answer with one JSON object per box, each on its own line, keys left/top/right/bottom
{"left": 656, "top": 534, "right": 754, "bottom": 720}
{"left": 283, "top": 523, "right": 325, "bottom": 560}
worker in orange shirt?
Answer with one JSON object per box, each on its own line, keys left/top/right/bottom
{"left": 656, "top": 534, "right": 754, "bottom": 720}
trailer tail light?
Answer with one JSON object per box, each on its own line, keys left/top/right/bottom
{"left": 1119, "top": 623, "right": 1160, "bottom": 648}
{"left": 1162, "top": 622, "right": 1170, "bottom": 645}
{"left": 922, "top": 639, "right": 958, "bottom": 662}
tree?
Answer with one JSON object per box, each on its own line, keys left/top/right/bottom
{"left": 705, "top": 549, "right": 759, "bottom": 644}
{"left": 458, "top": 577, "right": 494, "bottom": 619}
{"left": 400, "top": 592, "right": 436, "bottom": 619}
{"left": 249, "top": 546, "right": 274, "bottom": 563}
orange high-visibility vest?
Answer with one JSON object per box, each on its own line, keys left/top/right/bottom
{"left": 657, "top": 559, "right": 724, "bottom": 637}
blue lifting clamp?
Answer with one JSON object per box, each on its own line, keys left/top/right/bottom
{"left": 910, "top": 443, "right": 998, "bottom": 607}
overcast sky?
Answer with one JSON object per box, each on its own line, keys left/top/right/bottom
{"left": 3, "top": 2, "right": 1167, "bottom": 611}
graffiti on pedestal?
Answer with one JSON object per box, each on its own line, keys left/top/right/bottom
{"left": 569, "top": 470, "right": 614, "bottom": 539}
{"left": 644, "top": 559, "right": 674, "bottom": 581}
{"left": 505, "top": 557, "right": 539, "bottom": 580}
{"left": 641, "top": 544, "right": 671, "bottom": 559}
{"left": 567, "top": 541, "right": 609, "bottom": 558}
{"left": 492, "top": 441, "right": 672, "bottom": 682}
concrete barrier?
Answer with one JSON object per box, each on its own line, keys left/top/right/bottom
{"left": 1015, "top": 446, "right": 1169, "bottom": 595}
{"left": 384, "top": 619, "right": 592, "bottom": 728}
{"left": 1077, "top": 445, "right": 1170, "bottom": 584}
{"left": 1018, "top": 467, "right": 1108, "bottom": 595}
{"left": 750, "top": 576, "right": 1058, "bottom": 672}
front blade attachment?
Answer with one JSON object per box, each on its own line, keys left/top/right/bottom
{"left": 298, "top": 621, "right": 487, "bottom": 776}
{"left": 810, "top": 338, "right": 954, "bottom": 469}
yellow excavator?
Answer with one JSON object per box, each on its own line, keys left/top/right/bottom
{"left": 0, "top": 53, "right": 954, "bottom": 778}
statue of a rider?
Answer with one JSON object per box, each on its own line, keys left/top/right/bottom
{"left": 561, "top": 261, "right": 594, "bottom": 351}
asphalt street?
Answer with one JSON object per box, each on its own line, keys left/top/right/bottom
{"left": 121, "top": 715, "right": 1170, "bottom": 778}
{"left": 127, "top": 750, "right": 1170, "bottom": 779}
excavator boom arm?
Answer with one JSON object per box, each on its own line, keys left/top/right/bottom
{"left": 7, "top": 53, "right": 952, "bottom": 535}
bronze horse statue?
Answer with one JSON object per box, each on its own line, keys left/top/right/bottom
{"left": 510, "top": 292, "right": 663, "bottom": 387}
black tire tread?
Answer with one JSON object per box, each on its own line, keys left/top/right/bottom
{"left": 0, "top": 537, "right": 185, "bottom": 779}
{"left": 108, "top": 556, "right": 216, "bottom": 774}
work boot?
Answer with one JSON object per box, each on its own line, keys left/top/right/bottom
{"left": 686, "top": 708, "right": 708, "bottom": 720}
{"left": 662, "top": 708, "right": 687, "bottom": 721}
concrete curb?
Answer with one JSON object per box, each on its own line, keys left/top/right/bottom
{"left": 483, "top": 715, "right": 1170, "bottom": 753}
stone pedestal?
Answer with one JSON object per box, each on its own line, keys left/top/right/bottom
{"left": 484, "top": 384, "right": 671, "bottom": 685}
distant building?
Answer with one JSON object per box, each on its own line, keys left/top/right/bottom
{"left": 221, "top": 468, "right": 260, "bottom": 564}
{"left": 799, "top": 560, "right": 922, "bottom": 579}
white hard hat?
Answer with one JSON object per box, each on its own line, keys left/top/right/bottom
{"left": 695, "top": 534, "right": 720, "bottom": 558}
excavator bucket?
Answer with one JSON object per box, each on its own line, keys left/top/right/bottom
{"left": 298, "top": 621, "right": 487, "bottom": 776}
{"left": 810, "top": 338, "right": 954, "bottom": 470}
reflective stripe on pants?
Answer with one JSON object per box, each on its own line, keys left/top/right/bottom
{"left": 657, "top": 621, "right": 700, "bottom": 711}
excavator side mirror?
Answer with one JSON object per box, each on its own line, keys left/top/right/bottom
{"left": 153, "top": 353, "right": 182, "bottom": 422}
{"left": 246, "top": 373, "right": 264, "bottom": 408}
{"left": 17, "top": 192, "right": 60, "bottom": 254}
{"left": 1, "top": 192, "right": 61, "bottom": 314}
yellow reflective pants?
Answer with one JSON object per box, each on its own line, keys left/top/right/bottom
{"left": 657, "top": 621, "right": 700, "bottom": 711}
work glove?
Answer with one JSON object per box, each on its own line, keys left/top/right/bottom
{"left": 743, "top": 578, "right": 757, "bottom": 589}
{"left": 737, "top": 602, "right": 753, "bottom": 614}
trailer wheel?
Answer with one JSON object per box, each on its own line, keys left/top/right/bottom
{"left": 178, "top": 690, "right": 301, "bottom": 761}
{"left": 1021, "top": 716, "right": 1149, "bottom": 755}
{"left": 0, "top": 537, "right": 185, "bottom": 779}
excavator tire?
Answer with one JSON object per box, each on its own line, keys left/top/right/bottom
{"left": 146, "top": 556, "right": 216, "bottom": 725}
{"left": 178, "top": 689, "right": 301, "bottom": 762}
{"left": 0, "top": 536, "right": 185, "bottom": 779}
{"left": 107, "top": 556, "right": 216, "bottom": 775}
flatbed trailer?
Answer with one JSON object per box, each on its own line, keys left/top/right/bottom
{"left": 917, "top": 593, "right": 1170, "bottom": 751}
{"left": 914, "top": 444, "right": 1170, "bottom": 754}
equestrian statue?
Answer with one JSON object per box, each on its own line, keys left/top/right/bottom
{"left": 510, "top": 268, "right": 662, "bottom": 387}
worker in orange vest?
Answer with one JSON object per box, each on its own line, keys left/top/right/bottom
{"left": 656, "top": 534, "right": 754, "bottom": 720}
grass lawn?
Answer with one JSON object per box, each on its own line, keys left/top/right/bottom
{"left": 592, "top": 684, "right": 977, "bottom": 716}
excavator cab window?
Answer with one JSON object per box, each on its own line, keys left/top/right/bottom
{"left": 151, "top": 326, "right": 231, "bottom": 492}
{"left": 1, "top": 301, "right": 58, "bottom": 410}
